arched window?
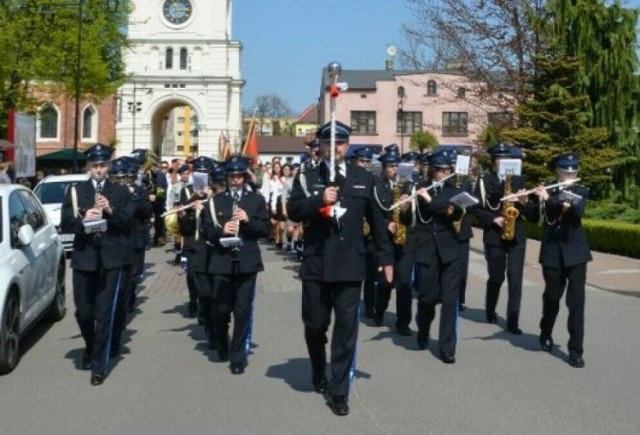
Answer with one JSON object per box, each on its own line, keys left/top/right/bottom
{"left": 179, "top": 48, "right": 188, "bottom": 70}
{"left": 427, "top": 80, "right": 437, "bottom": 96}
{"left": 165, "top": 47, "right": 174, "bottom": 69}
{"left": 39, "top": 105, "right": 58, "bottom": 139}
{"left": 82, "top": 106, "right": 97, "bottom": 140}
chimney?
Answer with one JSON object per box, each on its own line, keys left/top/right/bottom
{"left": 385, "top": 60, "right": 394, "bottom": 70}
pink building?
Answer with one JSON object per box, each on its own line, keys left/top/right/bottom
{"left": 319, "top": 69, "right": 512, "bottom": 153}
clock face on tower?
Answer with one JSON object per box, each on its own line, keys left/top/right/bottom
{"left": 162, "top": 0, "right": 193, "bottom": 25}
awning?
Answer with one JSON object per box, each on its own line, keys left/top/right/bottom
{"left": 36, "top": 148, "right": 87, "bottom": 163}
{"left": 0, "top": 139, "right": 15, "bottom": 150}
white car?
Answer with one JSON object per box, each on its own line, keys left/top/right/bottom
{"left": 0, "top": 184, "right": 66, "bottom": 374}
{"left": 33, "top": 173, "right": 89, "bottom": 254}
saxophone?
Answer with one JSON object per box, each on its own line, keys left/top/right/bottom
{"left": 501, "top": 173, "right": 520, "bottom": 241}
{"left": 392, "top": 182, "right": 407, "bottom": 245}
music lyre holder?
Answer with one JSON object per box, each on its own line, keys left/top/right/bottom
{"left": 83, "top": 218, "right": 107, "bottom": 234}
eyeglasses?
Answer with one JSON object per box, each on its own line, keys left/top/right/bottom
{"left": 161, "top": 166, "right": 168, "bottom": 169}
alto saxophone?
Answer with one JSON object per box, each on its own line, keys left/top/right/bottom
{"left": 392, "top": 181, "right": 407, "bottom": 245}
{"left": 501, "top": 173, "right": 520, "bottom": 241}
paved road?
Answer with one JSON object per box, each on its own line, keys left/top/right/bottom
{"left": 1, "top": 238, "right": 639, "bottom": 435}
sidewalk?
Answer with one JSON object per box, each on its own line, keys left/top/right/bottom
{"left": 469, "top": 228, "right": 640, "bottom": 297}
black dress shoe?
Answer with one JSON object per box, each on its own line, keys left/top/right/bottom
{"left": 486, "top": 312, "right": 498, "bottom": 324}
{"left": 396, "top": 327, "right": 413, "bottom": 337}
{"left": 327, "top": 395, "right": 349, "bottom": 416}
{"left": 90, "top": 374, "right": 105, "bottom": 386}
{"left": 507, "top": 326, "right": 523, "bottom": 335}
{"left": 313, "top": 378, "right": 327, "bottom": 394}
{"left": 218, "top": 347, "right": 229, "bottom": 362}
{"left": 568, "top": 355, "right": 585, "bottom": 368}
{"left": 364, "top": 309, "right": 374, "bottom": 319}
{"left": 81, "top": 352, "right": 92, "bottom": 371}
{"left": 539, "top": 335, "right": 554, "bottom": 352}
{"left": 416, "top": 329, "right": 429, "bottom": 350}
{"left": 440, "top": 352, "right": 456, "bottom": 364}
{"left": 458, "top": 303, "right": 466, "bottom": 312}
{"left": 230, "top": 363, "right": 245, "bottom": 375}
{"left": 373, "top": 312, "right": 384, "bottom": 327}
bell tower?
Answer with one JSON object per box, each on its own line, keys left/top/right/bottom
{"left": 116, "top": 0, "right": 243, "bottom": 159}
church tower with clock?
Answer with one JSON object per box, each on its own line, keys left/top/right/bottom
{"left": 116, "top": 0, "right": 243, "bottom": 159}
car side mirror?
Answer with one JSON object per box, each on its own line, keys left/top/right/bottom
{"left": 17, "top": 224, "right": 35, "bottom": 247}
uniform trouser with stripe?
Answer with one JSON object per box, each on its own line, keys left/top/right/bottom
{"left": 182, "top": 248, "right": 198, "bottom": 305}
{"left": 362, "top": 249, "right": 377, "bottom": 315}
{"left": 540, "top": 263, "right": 587, "bottom": 356}
{"left": 213, "top": 272, "right": 257, "bottom": 365}
{"left": 73, "top": 267, "right": 123, "bottom": 376}
{"left": 415, "top": 256, "right": 461, "bottom": 356}
{"left": 195, "top": 272, "right": 217, "bottom": 347}
{"left": 484, "top": 240, "right": 526, "bottom": 323}
{"left": 112, "top": 264, "right": 132, "bottom": 354}
{"left": 302, "top": 280, "right": 360, "bottom": 398}
{"left": 375, "top": 248, "right": 414, "bottom": 330}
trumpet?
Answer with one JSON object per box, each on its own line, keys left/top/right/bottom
{"left": 161, "top": 202, "right": 197, "bottom": 217}
{"left": 499, "top": 178, "right": 581, "bottom": 202}
{"left": 388, "top": 173, "right": 457, "bottom": 211}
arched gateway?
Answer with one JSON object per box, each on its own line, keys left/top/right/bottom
{"left": 116, "top": 0, "right": 244, "bottom": 161}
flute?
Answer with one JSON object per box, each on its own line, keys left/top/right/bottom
{"left": 161, "top": 202, "right": 196, "bottom": 217}
{"left": 388, "top": 173, "right": 457, "bottom": 210}
{"left": 500, "top": 178, "right": 581, "bottom": 202}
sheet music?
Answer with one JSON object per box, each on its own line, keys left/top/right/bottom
{"left": 192, "top": 172, "right": 208, "bottom": 192}
{"left": 455, "top": 155, "right": 470, "bottom": 176}
{"left": 498, "top": 159, "right": 522, "bottom": 178}
{"left": 559, "top": 190, "right": 582, "bottom": 205}
{"left": 396, "top": 162, "right": 415, "bottom": 182}
{"left": 449, "top": 191, "right": 479, "bottom": 209}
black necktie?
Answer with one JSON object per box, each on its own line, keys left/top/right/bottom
{"left": 95, "top": 182, "right": 103, "bottom": 196}
{"left": 232, "top": 190, "right": 240, "bottom": 204}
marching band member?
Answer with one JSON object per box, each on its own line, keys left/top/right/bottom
{"left": 402, "top": 150, "right": 464, "bottom": 363}
{"left": 193, "top": 155, "right": 270, "bottom": 374}
{"left": 60, "top": 144, "right": 134, "bottom": 385}
{"left": 531, "top": 153, "right": 591, "bottom": 368}
{"left": 473, "top": 144, "right": 537, "bottom": 334}
{"left": 287, "top": 121, "right": 393, "bottom": 416}
{"left": 372, "top": 145, "right": 414, "bottom": 336}
{"left": 352, "top": 147, "right": 377, "bottom": 319}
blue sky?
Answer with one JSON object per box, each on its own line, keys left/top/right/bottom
{"left": 234, "top": 0, "right": 640, "bottom": 116}
{"left": 234, "top": 0, "right": 411, "bottom": 114}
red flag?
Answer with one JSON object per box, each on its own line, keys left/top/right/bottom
{"left": 242, "top": 123, "right": 259, "bottom": 159}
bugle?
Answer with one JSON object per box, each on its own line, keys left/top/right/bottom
{"left": 499, "top": 178, "right": 581, "bottom": 202}
{"left": 388, "top": 173, "right": 457, "bottom": 211}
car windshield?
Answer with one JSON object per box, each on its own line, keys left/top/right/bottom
{"left": 34, "top": 182, "right": 71, "bottom": 204}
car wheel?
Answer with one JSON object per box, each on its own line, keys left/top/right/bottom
{"left": 0, "top": 292, "right": 21, "bottom": 374}
{"left": 46, "top": 261, "right": 67, "bottom": 322}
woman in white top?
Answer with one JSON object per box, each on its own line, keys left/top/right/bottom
{"left": 269, "top": 161, "right": 286, "bottom": 249}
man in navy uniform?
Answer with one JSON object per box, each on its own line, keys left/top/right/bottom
{"left": 531, "top": 153, "right": 591, "bottom": 368}
{"left": 371, "top": 145, "right": 414, "bottom": 336}
{"left": 194, "top": 155, "right": 270, "bottom": 374}
{"left": 402, "top": 150, "right": 464, "bottom": 363}
{"left": 60, "top": 144, "right": 134, "bottom": 385}
{"left": 474, "top": 143, "right": 537, "bottom": 334}
{"left": 352, "top": 146, "right": 377, "bottom": 319}
{"left": 288, "top": 121, "right": 393, "bottom": 416}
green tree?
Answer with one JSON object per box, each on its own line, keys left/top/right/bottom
{"left": 503, "top": 55, "right": 616, "bottom": 198}
{"left": 409, "top": 129, "right": 438, "bottom": 153}
{"left": 549, "top": 0, "right": 640, "bottom": 201}
{"left": 0, "top": 0, "right": 129, "bottom": 135}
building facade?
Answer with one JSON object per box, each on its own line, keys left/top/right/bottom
{"left": 319, "top": 69, "right": 512, "bottom": 153}
{"left": 117, "top": 0, "right": 244, "bottom": 160}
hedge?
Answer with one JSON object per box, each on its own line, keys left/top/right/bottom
{"left": 524, "top": 219, "right": 640, "bottom": 258}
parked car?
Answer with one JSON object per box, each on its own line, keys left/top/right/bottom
{"left": 33, "top": 173, "right": 89, "bottom": 255}
{"left": 0, "top": 184, "right": 66, "bottom": 374}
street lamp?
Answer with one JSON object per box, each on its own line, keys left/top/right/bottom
{"left": 127, "top": 101, "right": 142, "bottom": 149}
{"left": 397, "top": 86, "right": 406, "bottom": 152}
{"left": 40, "top": 0, "right": 120, "bottom": 173}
